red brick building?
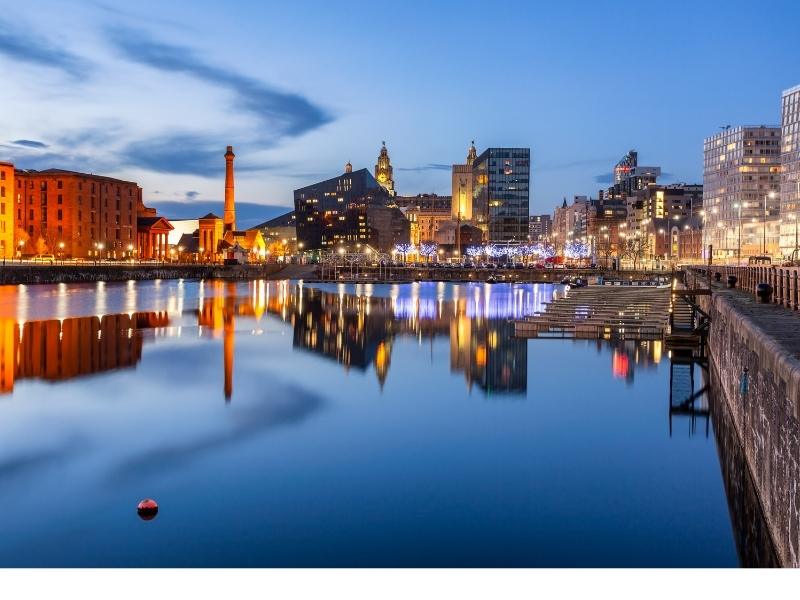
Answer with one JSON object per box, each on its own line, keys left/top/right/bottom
{"left": 13, "top": 169, "right": 141, "bottom": 259}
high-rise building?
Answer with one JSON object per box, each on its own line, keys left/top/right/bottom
{"left": 472, "top": 147, "right": 530, "bottom": 242}
{"left": 703, "top": 126, "right": 781, "bottom": 263}
{"left": 374, "top": 141, "right": 395, "bottom": 196}
{"left": 0, "top": 162, "right": 15, "bottom": 259}
{"left": 528, "top": 214, "right": 552, "bottom": 241}
{"left": 780, "top": 84, "right": 800, "bottom": 260}
{"left": 604, "top": 150, "right": 661, "bottom": 202}
{"left": 451, "top": 141, "right": 477, "bottom": 221}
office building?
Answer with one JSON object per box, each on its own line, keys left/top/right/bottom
{"left": 472, "top": 147, "right": 530, "bottom": 242}
{"left": 528, "top": 214, "right": 552, "bottom": 241}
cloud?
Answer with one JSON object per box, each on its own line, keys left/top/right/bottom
{"left": 10, "top": 139, "right": 49, "bottom": 149}
{"left": 184, "top": 190, "right": 200, "bottom": 201}
{"left": 106, "top": 26, "right": 332, "bottom": 139}
{"left": 120, "top": 132, "right": 230, "bottom": 176}
{"left": 0, "top": 19, "right": 89, "bottom": 78}
{"left": 396, "top": 163, "right": 452, "bottom": 172}
{"left": 119, "top": 132, "right": 277, "bottom": 176}
{"left": 593, "top": 173, "right": 614, "bottom": 184}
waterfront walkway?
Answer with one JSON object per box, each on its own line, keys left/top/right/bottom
{"left": 688, "top": 270, "right": 800, "bottom": 361}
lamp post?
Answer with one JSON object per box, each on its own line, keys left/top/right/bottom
{"left": 734, "top": 203, "right": 742, "bottom": 265}
{"left": 764, "top": 191, "right": 776, "bottom": 256}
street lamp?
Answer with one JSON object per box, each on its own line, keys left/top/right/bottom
{"left": 763, "top": 191, "right": 777, "bottom": 256}
{"left": 733, "top": 203, "right": 742, "bottom": 265}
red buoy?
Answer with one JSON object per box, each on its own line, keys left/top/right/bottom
{"left": 137, "top": 498, "right": 158, "bottom": 521}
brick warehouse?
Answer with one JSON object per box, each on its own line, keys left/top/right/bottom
{"left": 11, "top": 167, "right": 144, "bottom": 260}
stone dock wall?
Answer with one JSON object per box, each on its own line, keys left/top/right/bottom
{"left": 688, "top": 269, "right": 800, "bottom": 567}
{"left": 0, "top": 263, "right": 287, "bottom": 285}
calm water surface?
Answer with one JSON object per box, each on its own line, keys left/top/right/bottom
{"left": 0, "top": 279, "right": 754, "bottom": 566}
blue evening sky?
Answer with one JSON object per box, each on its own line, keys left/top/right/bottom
{"left": 0, "top": 0, "right": 798, "bottom": 218}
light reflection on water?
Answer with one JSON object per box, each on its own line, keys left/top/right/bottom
{"left": 0, "top": 279, "right": 747, "bottom": 567}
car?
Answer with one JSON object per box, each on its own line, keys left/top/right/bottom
{"left": 32, "top": 254, "right": 56, "bottom": 264}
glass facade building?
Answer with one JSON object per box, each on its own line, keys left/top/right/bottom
{"left": 472, "top": 148, "right": 530, "bottom": 242}
{"left": 780, "top": 85, "right": 800, "bottom": 259}
{"left": 703, "top": 126, "right": 781, "bottom": 263}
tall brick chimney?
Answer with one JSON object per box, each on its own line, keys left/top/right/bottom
{"left": 224, "top": 145, "right": 236, "bottom": 232}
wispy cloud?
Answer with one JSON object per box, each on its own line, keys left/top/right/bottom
{"left": 106, "top": 26, "right": 332, "bottom": 139}
{"left": 10, "top": 139, "right": 49, "bottom": 149}
{"left": 594, "top": 173, "right": 613, "bottom": 184}
{"left": 0, "top": 18, "right": 89, "bottom": 78}
{"left": 396, "top": 163, "right": 451, "bottom": 172}
{"left": 119, "top": 132, "right": 275, "bottom": 176}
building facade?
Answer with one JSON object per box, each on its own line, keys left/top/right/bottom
{"left": 13, "top": 168, "right": 141, "bottom": 259}
{"left": 472, "top": 147, "right": 530, "bottom": 242}
{"left": 528, "top": 214, "right": 552, "bottom": 241}
{"left": 780, "top": 84, "right": 800, "bottom": 259}
{"left": 252, "top": 211, "right": 298, "bottom": 255}
{"left": 0, "top": 162, "right": 15, "bottom": 259}
{"left": 294, "top": 167, "right": 407, "bottom": 251}
{"left": 703, "top": 126, "right": 781, "bottom": 263}
{"left": 451, "top": 142, "right": 477, "bottom": 221}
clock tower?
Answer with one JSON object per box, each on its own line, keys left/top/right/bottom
{"left": 374, "top": 141, "right": 395, "bottom": 196}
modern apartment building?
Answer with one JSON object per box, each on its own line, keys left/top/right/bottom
{"left": 703, "top": 126, "right": 781, "bottom": 263}
{"left": 780, "top": 84, "right": 800, "bottom": 259}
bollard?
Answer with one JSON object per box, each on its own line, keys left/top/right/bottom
{"left": 756, "top": 283, "right": 773, "bottom": 304}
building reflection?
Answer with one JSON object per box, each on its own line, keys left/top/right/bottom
{"left": 0, "top": 312, "right": 169, "bottom": 393}
{"left": 267, "top": 284, "right": 529, "bottom": 396}
{"left": 0, "top": 281, "right": 666, "bottom": 400}
{"left": 601, "top": 339, "right": 663, "bottom": 384}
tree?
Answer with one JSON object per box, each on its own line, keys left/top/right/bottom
{"left": 35, "top": 235, "right": 49, "bottom": 256}
{"left": 622, "top": 236, "right": 647, "bottom": 270}
{"left": 419, "top": 242, "right": 438, "bottom": 262}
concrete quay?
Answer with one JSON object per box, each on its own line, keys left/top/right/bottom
{"left": 0, "top": 263, "right": 289, "bottom": 285}
{"left": 687, "top": 268, "right": 800, "bottom": 567}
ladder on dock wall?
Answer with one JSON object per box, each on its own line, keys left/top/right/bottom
{"left": 669, "top": 348, "right": 710, "bottom": 437}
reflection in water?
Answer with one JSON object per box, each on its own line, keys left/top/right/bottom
{"left": 0, "top": 279, "right": 776, "bottom": 567}
{"left": 0, "top": 312, "right": 168, "bottom": 393}
{"left": 0, "top": 281, "right": 669, "bottom": 401}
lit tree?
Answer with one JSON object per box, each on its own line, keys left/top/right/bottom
{"left": 465, "top": 246, "right": 484, "bottom": 259}
{"left": 419, "top": 242, "right": 438, "bottom": 262}
{"left": 394, "top": 243, "right": 415, "bottom": 263}
{"left": 564, "top": 240, "right": 590, "bottom": 261}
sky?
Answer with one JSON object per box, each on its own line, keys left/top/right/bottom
{"left": 1, "top": 0, "right": 799, "bottom": 220}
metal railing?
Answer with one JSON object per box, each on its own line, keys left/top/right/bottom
{"left": 687, "top": 265, "right": 800, "bottom": 311}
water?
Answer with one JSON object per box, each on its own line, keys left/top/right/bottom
{"left": 0, "top": 279, "right": 759, "bottom": 566}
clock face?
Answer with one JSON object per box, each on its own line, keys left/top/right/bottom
{"left": 378, "top": 173, "right": 387, "bottom": 182}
